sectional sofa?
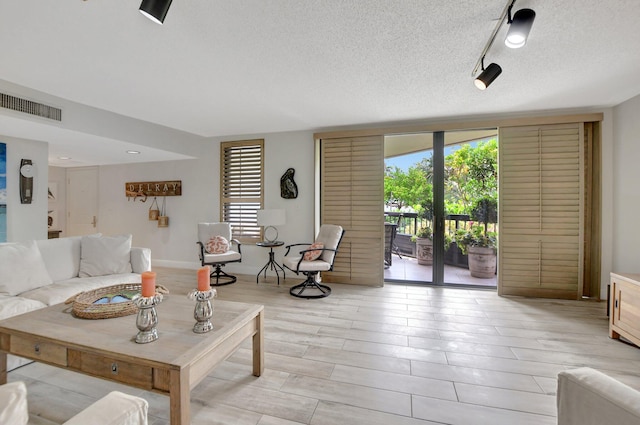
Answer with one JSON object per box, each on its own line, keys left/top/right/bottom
{"left": 0, "top": 234, "right": 151, "bottom": 370}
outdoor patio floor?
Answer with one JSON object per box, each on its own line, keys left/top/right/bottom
{"left": 385, "top": 255, "right": 497, "bottom": 288}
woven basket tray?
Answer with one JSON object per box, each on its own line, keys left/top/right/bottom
{"left": 65, "top": 283, "right": 169, "bottom": 320}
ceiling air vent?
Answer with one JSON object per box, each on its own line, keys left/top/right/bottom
{"left": 0, "top": 92, "right": 62, "bottom": 121}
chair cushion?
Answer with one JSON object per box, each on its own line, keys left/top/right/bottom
{"left": 79, "top": 235, "right": 133, "bottom": 277}
{"left": 0, "top": 240, "right": 53, "bottom": 296}
{"left": 303, "top": 242, "right": 324, "bottom": 261}
{"left": 0, "top": 381, "right": 28, "bottom": 425}
{"left": 315, "top": 224, "right": 343, "bottom": 263}
{"left": 203, "top": 250, "right": 241, "bottom": 263}
{"left": 283, "top": 256, "right": 332, "bottom": 272}
{"left": 205, "top": 235, "right": 229, "bottom": 254}
{"left": 198, "top": 223, "right": 232, "bottom": 244}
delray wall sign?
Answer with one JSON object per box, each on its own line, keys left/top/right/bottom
{"left": 125, "top": 181, "right": 182, "bottom": 201}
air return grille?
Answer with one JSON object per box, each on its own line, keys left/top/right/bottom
{"left": 0, "top": 92, "right": 62, "bottom": 121}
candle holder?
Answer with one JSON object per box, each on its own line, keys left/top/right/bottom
{"left": 133, "top": 293, "right": 163, "bottom": 343}
{"left": 187, "top": 288, "right": 217, "bottom": 333}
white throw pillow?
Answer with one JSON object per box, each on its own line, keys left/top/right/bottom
{"left": 0, "top": 240, "right": 53, "bottom": 296}
{"left": 0, "top": 381, "right": 29, "bottom": 425}
{"left": 79, "top": 235, "right": 133, "bottom": 277}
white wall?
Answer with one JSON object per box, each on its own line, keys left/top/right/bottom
{"left": 2, "top": 136, "right": 48, "bottom": 241}
{"left": 612, "top": 94, "right": 640, "bottom": 282}
{"left": 97, "top": 130, "right": 315, "bottom": 276}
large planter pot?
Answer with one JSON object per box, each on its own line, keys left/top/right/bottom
{"left": 416, "top": 238, "right": 433, "bottom": 265}
{"left": 467, "top": 246, "right": 496, "bottom": 278}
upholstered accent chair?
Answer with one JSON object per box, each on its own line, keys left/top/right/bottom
{"left": 0, "top": 381, "right": 149, "bottom": 425}
{"left": 282, "top": 224, "right": 344, "bottom": 299}
{"left": 197, "top": 222, "right": 242, "bottom": 286}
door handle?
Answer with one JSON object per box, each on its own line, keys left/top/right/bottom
{"left": 92, "top": 216, "right": 97, "bottom": 228}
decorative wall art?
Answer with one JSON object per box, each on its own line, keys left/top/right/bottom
{"left": 0, "top": 143, "right": 6, "bottom": 242}
{"left": 125, "top": 180, "right": 182, "bottom": 202}
{"left": 280, "top": 168, "right": 298, "bottom": 199}
{"left": 48, "top": 182, "right": 58, "bottom": 229}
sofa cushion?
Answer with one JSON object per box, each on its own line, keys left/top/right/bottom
{"left": 80, "top": 235, "right": 133, "bottom": 278}
{"left": 36, "top": 236, "right": 83, "bottom": 282}
{"left": 0, "top": 241, "right": 53, "bottom": 296}
{"left": 0, "top": 295, "right": 47, "bottom": 320}
{"left": 0, "top": 381, "right": 28, "bottom": 425}
{"left": 21, "top": 273, "right": 141, "bottom": 306}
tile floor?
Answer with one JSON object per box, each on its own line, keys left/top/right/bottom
{"left": 9, "top": 267, "right": 640, "bottom": 425}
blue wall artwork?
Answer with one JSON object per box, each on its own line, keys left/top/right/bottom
{"left": 0, "top": 143, "right": 6, "bottom": 242}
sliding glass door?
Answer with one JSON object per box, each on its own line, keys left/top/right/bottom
{"left": 384, "top": 129, "right": 498, "bottom": 287}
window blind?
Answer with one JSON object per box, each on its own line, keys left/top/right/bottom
{"left": 220, "top": 139, "right": 264, "bottom": 242}
{"left": 320, "top": 135, "right": 384, "bottom": 286}
{"left": 498, "top": 123, "right": 584, "bottom": 299}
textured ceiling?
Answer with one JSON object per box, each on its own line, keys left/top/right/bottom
{"left": 0, "top": 0, "right": 639, "bottom": 166}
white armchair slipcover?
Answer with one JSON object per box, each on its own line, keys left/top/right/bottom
{"left": 557, "top": 367, "right": 640, "bottom": 425}
{"left": 0, "top": 381, "right": 148, "bottom": 425}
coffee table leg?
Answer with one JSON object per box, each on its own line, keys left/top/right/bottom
{"left": 253, "top": 309, "right": 264, "bottom": 377}
{"left": 0, "top": 351, "right": 7, "bottom": 384}
{"left": 170, "top": 368, "right": 190, "bottom": 425}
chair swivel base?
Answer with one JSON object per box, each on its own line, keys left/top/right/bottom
{"left": 289, "top": 277, "right": 331, "bottom": 299}
{"left": 209, "top": 267, "right": 237, "bottom": 286}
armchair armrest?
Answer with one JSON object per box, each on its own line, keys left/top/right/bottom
{"left": 557, "top": 367, "right": 640, "bottom": 425}
{"left": 130, "top": 247, "right": 151, "bottom": 273}
{"left": 231, "top": 239, "right": 242, "bottom": 255}
{"left": 284, "top": 243, "right": 312, "bottom": 256}
{"left": 63, "top": 391, "right": 148, "bottom": 425}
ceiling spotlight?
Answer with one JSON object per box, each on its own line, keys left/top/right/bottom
{"left": 126, "top": 150, "right": 141, "bottom": 154}
{"left": 58, "top": 156, "right": 71, "bottom": 160}
{"left": 474, "top": 62, "right": 502, "bottom": 90}
{"left": 505, "top": 8, "right": 536, "bottom": 48}
{"left": 139, "top": 0, "right": 173, "bottom": 25}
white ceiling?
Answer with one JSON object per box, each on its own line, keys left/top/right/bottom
{"left": 0, "top": 0, "right": 639, "bottom": 166}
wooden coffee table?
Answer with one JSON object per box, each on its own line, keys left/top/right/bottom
{"left": 0, "top": 295, "right": 264, "bottom": 425}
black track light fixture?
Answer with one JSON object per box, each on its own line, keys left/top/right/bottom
{"left": 505, "top": 7, "right": 536, "bottom": 48}
{"left": 139, "top": 0, "right": 173, "bottom": 25}
{"left": 471, "top": 0, "right": 536, "bottom": 89}
{"left": 474, "top": 60, "right": 502, "bottom": 90}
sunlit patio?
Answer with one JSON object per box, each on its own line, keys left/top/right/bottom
{"left": 384, "top": 255, "right": 497, "bottom": 288}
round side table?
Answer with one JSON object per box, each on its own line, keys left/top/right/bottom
{"left": 256, "top": 241, "right": 285, "bottom": 285}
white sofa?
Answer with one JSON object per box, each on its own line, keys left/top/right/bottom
{"left": 0, "top": 381, "right": 148, "bottom": 425}
{"left": 557, "top": 367, "right": 640, "bottom": 425}
{"left": 0, "top": 234, "right": 151, "bottom": 370}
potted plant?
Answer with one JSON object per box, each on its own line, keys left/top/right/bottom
{"left": 412, "top": 227, "right": 433, "bottom": 265}
{"left": 455, "top": 224, "right": 497, "bottom": 278}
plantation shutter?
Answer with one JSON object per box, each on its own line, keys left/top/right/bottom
{"left": 320, "top": 135, "right": 384, "bottom": 286}
{"left": 498, "top": 123, "right": 584, "bottom": 299}
{"left": 220, "top": 139, "right": 264, "bottom": 242}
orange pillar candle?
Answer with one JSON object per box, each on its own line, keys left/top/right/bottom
{"left": 197, "top": 266, "right": 211, "bottom": 291}
{"left": 141, "top": 271, "right": 156, "bottom": 297}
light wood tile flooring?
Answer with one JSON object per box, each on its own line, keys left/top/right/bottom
{"left": 9, "top": 267, "right": 640, "bottom": 424}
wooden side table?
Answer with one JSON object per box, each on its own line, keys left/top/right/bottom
{"left": 256, "top": 241, "right": 285, "bottom": 285}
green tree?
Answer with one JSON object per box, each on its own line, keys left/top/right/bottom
{"left": 384, "top": 164, "right": 433, "bottom": 216}
{"left": 443, "top": 139, "right": 497, "bottom": 216}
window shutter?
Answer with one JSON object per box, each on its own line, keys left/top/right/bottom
{"left": 498, "top": 123, "right": 583, "bottom": 299}
{"left": 220, "top": 140, "right": 264, "bottom": 242}
{"left": 320, "top": 136, "right": 384, "bottom": 286}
